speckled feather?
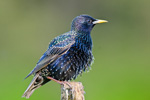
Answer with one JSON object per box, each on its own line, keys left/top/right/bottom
{"left": 22, "top": 15, "right": 99, "bottom": 98}
{"left": 48, "top": 32, "right": 94, "bottom": 81}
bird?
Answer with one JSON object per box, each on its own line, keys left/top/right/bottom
{"left": 22, "top": 15, "right": 108, "bottom": 98}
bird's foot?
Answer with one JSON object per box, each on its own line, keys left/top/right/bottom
{"left": 63, "top": 81, "right": 72, "bottom": 88}
{"left": 47, "top": 76, "right": 72, "bottom": 88}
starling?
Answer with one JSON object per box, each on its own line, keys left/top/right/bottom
{"left": 22, "top": 15, "right": 107, "bottom": 98}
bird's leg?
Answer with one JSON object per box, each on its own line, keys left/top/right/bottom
{"left": 47, "top": 76, "right": 63, "bottom": 85}
{"left": 47, "top": 76, "right": 72, "bottom": 88}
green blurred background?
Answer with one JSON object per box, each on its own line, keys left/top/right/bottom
{"left": 0, "top": 0, "right": 150, "bottom": 100}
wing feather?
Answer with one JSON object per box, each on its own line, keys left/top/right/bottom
{"left": 24, "top": 33, "right": 76, "bottom": 79}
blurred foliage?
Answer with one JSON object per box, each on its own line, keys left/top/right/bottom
{"left": 0, "top": 0, "right": 150, "bottom": 100}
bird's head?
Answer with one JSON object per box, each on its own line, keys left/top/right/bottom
{"left": 71, "top": 15, "right": 108, "bottom": 34}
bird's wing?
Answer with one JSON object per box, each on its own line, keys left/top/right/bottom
{"left": 24, "top": 33, "right": 76, "bottom": 79}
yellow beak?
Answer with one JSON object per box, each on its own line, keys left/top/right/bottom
{"left": 93, "top": 19, "right": 108, "bottom": 24}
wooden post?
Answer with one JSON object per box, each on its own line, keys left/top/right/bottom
{"left": 61, "top": 82, "right": 85, "bottom": 100}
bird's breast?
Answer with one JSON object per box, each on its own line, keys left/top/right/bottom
{"left": 47, "top": 43, "right": 93, "bottom": 81}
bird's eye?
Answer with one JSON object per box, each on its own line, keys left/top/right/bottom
{"left": 88, "top": 20, "right": 92, "bottom": 24}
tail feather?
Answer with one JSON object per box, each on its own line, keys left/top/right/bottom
{"left": 22, "top": 73, "right": 43, "bottom": 98}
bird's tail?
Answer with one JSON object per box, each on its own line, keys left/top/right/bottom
{"left": 22, "top": 73, "right": 50, "bottom": 98}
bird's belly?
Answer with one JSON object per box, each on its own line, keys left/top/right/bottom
{"left": 47, "top": 48, "right": 93, "bottom": 81}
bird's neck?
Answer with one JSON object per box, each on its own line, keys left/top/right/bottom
{"left": 75, "top": 32, "right": 93, "bottom": 50}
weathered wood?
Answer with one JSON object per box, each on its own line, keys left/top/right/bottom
{"left": 61, "top": 82, "right": 85, "bottom": 100}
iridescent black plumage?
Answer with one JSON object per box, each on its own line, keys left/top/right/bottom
{"left": 22, "top": 15, "right": 107, "bottom": 98}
